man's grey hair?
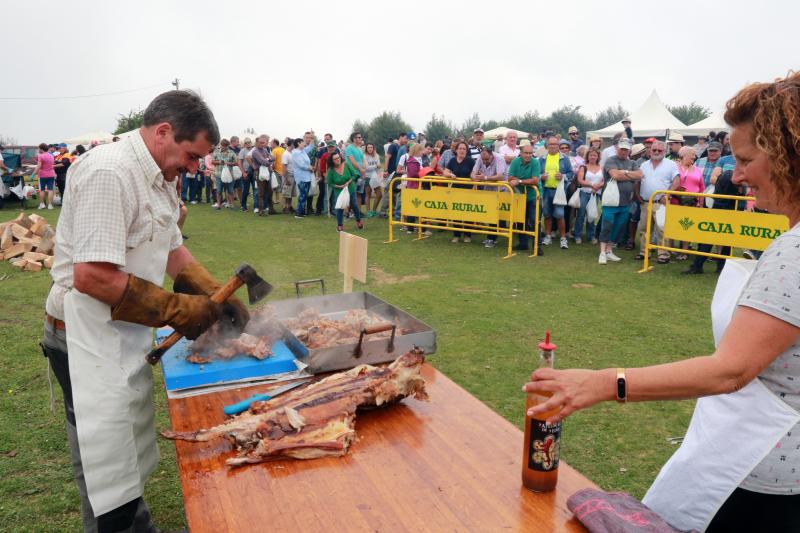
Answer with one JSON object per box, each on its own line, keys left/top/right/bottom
{"left": 257, "top": 134, "right": 270, "bottom": 142}
{"left": 651, "top": 140, "right": 666, "bottom": 151}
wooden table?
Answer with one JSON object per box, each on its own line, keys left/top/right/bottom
{"left": 167, "top": 365, "right": 595, "bottom": 532}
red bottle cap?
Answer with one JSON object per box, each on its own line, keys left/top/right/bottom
{"left": 538, "top": 330, "right": 556, "bottom": 351}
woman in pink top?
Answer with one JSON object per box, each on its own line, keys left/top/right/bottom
{"left": 673, "top": 146, "right": 705, "bottom": 258}
{"left": 34, "top": 143, "right": 57, "bottom": 209}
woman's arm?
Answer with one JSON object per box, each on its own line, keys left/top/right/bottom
{"left": 576, "top": 166, "right": 587, "bottom": 187}
{"left": 524, "top": 305, "right": 799, "bottom": 423}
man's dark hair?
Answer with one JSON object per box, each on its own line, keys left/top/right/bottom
{"left": 349, "top": 131, "right": 361, "bottom": 142}
{"left": 38, "top": 143, "right": 48, "bottom": 151}
{"left": 293, "top": 138, "right": 304, "bottom": 148}
{"left": 398, "top": 132, "right": 407, "bottom": 139}
{"left": 142, "top": 90, "right": 220, "bottom": 144}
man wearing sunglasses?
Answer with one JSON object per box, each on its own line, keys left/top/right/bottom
{"left": 568, "top": 126, "right": 584, "bottom": 156}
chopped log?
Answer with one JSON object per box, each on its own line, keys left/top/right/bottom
{"left": 11, "top": 224, "right": 33, "bottom": 240}
{"left": 3, "top": 243, "right": 34, "bottom": 259}
{"left": 30, "top": 219, "right": 49, "bottom": 237}
{"left": 23, "top": 261, "right": 43, "bottom": 272}
{"left": 23, "top": 251, "right": 50, "bottom": 262}
{"left": 13, "top": 213, "right": 33, "bottom": 229}
{"left": 0, "top": 225, "right": 12, "bottom": 250}
{"left": 36, "top": 235, "right": 54, "bottom": 254}
{"left": 10, "top": 259, "right": 27, "bottom": 269}
{"left": 28, "top": 213, "right": 44, "bottom": 224}
{"left": 43, "top": 256, "right": 54, "bottom": 269}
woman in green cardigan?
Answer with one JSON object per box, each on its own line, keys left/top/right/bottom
{"left": 327, "top": 151, "right": 364, "bottom": 232}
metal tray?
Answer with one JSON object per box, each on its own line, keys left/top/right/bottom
{"left": 269, "top": 291, "right": 436, "bottom": 373}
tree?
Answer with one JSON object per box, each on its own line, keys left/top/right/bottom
{"left": 667, "top": 102, "right": 711, "bottom": 126}
{"left": 424, "top": 114, "right": 455, "bottom": 143}
{"left": 506, "top": 111, "right": 544, "bottom": 135}
{"left": 481, "top": 119, "right": 500, "bottom": 132}
{"left": 114, "top": 109, "right": 144, "bottom": 135}
{"left": 544, "top": 105, "right": 593, "bottom": 136}
{"left": 358, "top": 111, "right": 413, "bottom": 155}
{"left": 591, "top": 104, "right": 629, "bottom": 131}
{"left": 0, "top": 134, "right": 18, "bottom": 146}
{"left": 351, "top": 119, "right": 370, "bottom": 141}
{"left": 457, "top": 112, "right": 482, "bottom": 137}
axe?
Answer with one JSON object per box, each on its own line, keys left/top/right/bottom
{"left": 145, "top": 263, "right": 273, "bottom": 365}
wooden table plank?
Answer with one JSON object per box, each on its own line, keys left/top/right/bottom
{"left": 167, "top": 364, "right": 594, "bottom": 532}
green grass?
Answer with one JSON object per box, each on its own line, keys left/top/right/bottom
{"left": 0, "top": 203, "right": 719, "bottom": 532}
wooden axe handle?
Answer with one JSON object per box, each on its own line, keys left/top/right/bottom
{"left": 145, "top": 275, "right": 245, "bottom": 365}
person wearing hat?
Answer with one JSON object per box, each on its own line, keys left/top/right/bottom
{"left": 665, "top": 132, "right": 684, "bottom": 161}
{"left": 630, "top": 143, "right": 647, "bottom": 161}
{"left": 588, "top": 134, "right": 602, "bottom": 151}
{"left": 568, "top": 126, "right": 584, "bottom": 155}
{"left": 598, "top": 137, "right": 642, "bottom": 264}
{"left": 643, "top": 137, "right": 656, "bottom": 159}
{"left": 470, "top": 128, "right": 484, "bottom": 160}
{"left": 621, "top": 117, "right": 633, "bottom": 141}
{"left": 696, "top": 141, "right": 724, "bottom": 188}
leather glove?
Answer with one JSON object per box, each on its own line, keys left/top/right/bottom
{"left": 173, "top": 262, "right": 250, "bottom": 331}
{"left": 111, "top": 274, "right": 221, "bottom": 340}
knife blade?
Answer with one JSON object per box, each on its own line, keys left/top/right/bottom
{"left": 223, "top": 379, "right": 312, "bottom": 416}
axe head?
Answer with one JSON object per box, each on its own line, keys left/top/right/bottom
{"left": 235, "top": 263, "right": 273, "bottom": 304}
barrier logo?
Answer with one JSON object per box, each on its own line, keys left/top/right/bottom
{"left": 678, "top": 217, "right": 695, "bottom": 231}
{"left": 411, "top": 197, "right": 422, "bottom": 209}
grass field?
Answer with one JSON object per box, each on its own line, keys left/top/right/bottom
{"left": 0, "top": 202, "right": 720, "bottom": 532}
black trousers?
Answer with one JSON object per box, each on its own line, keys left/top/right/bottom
{"left": 707, "top": 487, "right": 800, "bottom": 532}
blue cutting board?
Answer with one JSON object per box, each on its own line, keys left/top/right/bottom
{"left": 157, "top": 327, "right": 300, "bottom": 391}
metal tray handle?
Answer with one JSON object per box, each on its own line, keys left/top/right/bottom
{"left": 354, "top": 322, "right": 396, "bottom": 358}
{"left": 294, "top": 278, "right": 326, "bottom": 298}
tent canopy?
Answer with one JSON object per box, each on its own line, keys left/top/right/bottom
{"left": 587, "top": 90, "right": 686, "bottom": 139}
{"left": 64, "top": 130, "right": 115, "bottom": 145}
{"left": 482, "top": 126, "right": 530, "bottom": 140}
{"left": 676, "top": 110, "right": 728, "bottom": 137}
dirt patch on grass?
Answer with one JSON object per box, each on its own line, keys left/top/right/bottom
{"left": 457, "top": 286, "right": 487, "bottom": 294}
{"left": 369, "top": 267, "right": 431, "bottom": 285}
{"left": 571, "top": 283, "right": 595, "bottom": 289}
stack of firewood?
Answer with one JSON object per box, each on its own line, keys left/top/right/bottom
{"left": 0, "top": 212, "right": 55, "bottom": 272}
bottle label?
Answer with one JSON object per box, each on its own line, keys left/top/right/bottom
{"left": 527, "top": 418, "right": 561, "bottom": 471}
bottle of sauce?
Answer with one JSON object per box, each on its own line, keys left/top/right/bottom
{"left": 522, "top": 330, "right": 560, "bottom": 492}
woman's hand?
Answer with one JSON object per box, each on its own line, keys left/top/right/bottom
{"left": 522, "top": 368, "right": 614, "bottom": 423}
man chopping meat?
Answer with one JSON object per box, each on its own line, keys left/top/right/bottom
{"left": 41, "top": 90, "right": 249, "bottom": 532}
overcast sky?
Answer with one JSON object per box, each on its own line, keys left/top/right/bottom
{"left": 2, "top": 0, "right": 798, "bottom": 145}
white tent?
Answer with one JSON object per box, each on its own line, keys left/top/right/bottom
{"left": 587, "top": 90, "right": 686, "bottom": 139}
{"left": 482, "top": 126, "right": 530, "bottom": 140}
{"left": 676, "top": 110, "right": 728, "bottom": 137}
{"left": 64, "top": 130, "right": 115, "bottom": 145}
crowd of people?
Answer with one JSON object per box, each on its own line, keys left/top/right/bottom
{"left": 25, "top": 117, "right": 743, "bottom": 273}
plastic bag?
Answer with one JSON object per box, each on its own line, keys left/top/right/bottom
{"left": 655, "top": 203, "right": 666, "bottom": 230}
{"left": 568, "top": 189, "right": 581, "bottom": 209}
{"left": 23, "top": 185, "right": 36, "bottom": 199}
{"left": 704, "top": 185, "right": 715, "bottom": 208}
{"left": 309, "top": 178, "right": 319, "bottom": 197}
{"left": 221, "top": 166, "right": 233, "bottom": 184}
{"left": 586, "top": 193, "right": 599, "bottom": 223}
{"left": 232, "top": 165, "right": 242, "bottom": 180}
{"left": 553, "top": 179, "right": 568, "bottom": 206}
{"left": 258, "top": 165, "right": 269, "bottom": 182}
{"left": 334, "top": 186, "right": 350, "bottom": 210}
{"left": 270, "top": 171, "right": 279, "bottom": 189}
{"left": 601, "top": 179, "right": 619, "bottom": 207}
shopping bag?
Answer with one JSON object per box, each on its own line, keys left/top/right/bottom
{"left": 655, "top": 204, "right": 666, "bottom": 231}
{"left": 232, "top": 165, "right": 242, "bottom": 180}
{"left": 334, "top": 186, "right": 350, "bottom": 210}
{"left": 553, "top": 179, "right": 568, "bottom": 206}
{"left": 704, "top": 185, "right": 715, "bottom": 208}
{"left": 221, "top": 166, "right": 233, "bottom": 184}
{"left": 258, "top": 165, "right": 269, "bottom": 182}
{"left": 270, "top": 171, "right": 279, "bottom": 189}
{"left": 309, "top": 178, "right": 319, "bottom": 197}
{"left": 568, "top": 189, "right": 581, "bottom": 209}
{"left": 586, "top": 193, "right": 599, "bottom": 223}
{"left": 601, "top": 179, "right": 619, "bottom": 207}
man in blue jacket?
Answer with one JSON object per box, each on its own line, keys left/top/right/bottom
{"left": 538, "top": 136, "right": 574, "bottom": 249}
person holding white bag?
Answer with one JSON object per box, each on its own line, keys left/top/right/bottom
{"left": 537, "top": 136, "right": 574, "bottom": 249}
{"left": 571, "top": 147, "right": 604, "bottom": 245}
{"left": 597, "top": 138, "right": 641, "bottom": 264}
{"left": 635, "top": 140, "right": 679, "bottom": 264}
{"left": 326, "top": 151, "right": 363, "bottom": 232}
{"left": 249, "top": 135, "right": 276, "bottom": 215}
{"left": 523, "top": 72, "right": 800, "bottom": 532}
{"left": 211, "top": 138, "right": 242, "bottom": 209}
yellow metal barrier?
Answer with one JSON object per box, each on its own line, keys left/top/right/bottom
{"left": 638, "top": 190, "right": 789, "bottom": 273}
{"left": 384, "top": 175, "right": 540, "bottom": 258}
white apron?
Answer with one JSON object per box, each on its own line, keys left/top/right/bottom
{"left": 65, "top": 218, "right": 171, "bottom": 517}
{"left": 643, "top": 259, "right": 800, "bottom": 532}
